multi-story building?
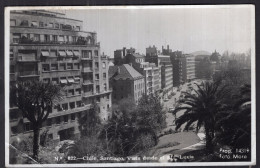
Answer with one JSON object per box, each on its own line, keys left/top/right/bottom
{"left": 145, "top": 46, "right": 173, "bottom": 97}
{"left": 170, "top": 51, "right": 195, "bottom": 86}
{"left": 9, "top": 10, "right": 111, "bottom": 142}
{"left": 123, "top": 53, "right": 161, "bottom": 95}
{"left": 109, "top": 64, "right": 145, "bottom": 104}
{"left": 114, "top": 47, "right": 136, "bottom": 65}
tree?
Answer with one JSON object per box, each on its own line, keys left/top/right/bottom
{"left": 173, "top": 81, "right": 229, "bottom": 153}
{"left": 136, "top": 93, "right": 167, "bottom": 132}
{"left": 11, "top": 80, "right": 63, "bottom": 160}
{"left": 214, "top": 84, "right": 251, "bottom": 149}
{"left": 78, "top": 102, "right": 101, "bottom": 137}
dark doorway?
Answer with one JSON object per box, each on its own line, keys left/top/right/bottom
{"left": 58, "top": 127, "right": 75, "bottom": 141}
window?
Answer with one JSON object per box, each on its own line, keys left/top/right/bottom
{"left": 104, "top": 83, "right": 107, "bottom": 91}
{"left": 62, "top": 103, "right": 68, "bottom": 111}
{"left": 42, "top": 64, "right": 50, "bottom": 71}
{"left": 53, "top": 35, "right": 58, "bottom": 42}
{"left": 71, "top": 114, "right": 76, "bottom": 121}
{"left": 69, "top": 102, "right": 75, "bottom": 109}
{"left": 95, "top": 74, "right": 99, "bottom": 80}
{"left": 31, "top": 21, "right": 38, "bottom": 27}
{"left": 52, "top": 78, "right": 59, "bottom": 84}
{"left": 10, "top": 19, "right": 16, "bottom": 26}
{"left": 107, "top": 104, "right": 110, "bottom": 109}
{"left": 58, "top": 35, "right": 64, "bottom": 42}
{"left": 72, "top": 36, "right": 76, "bottom": 42}
{"left": 10, "top": 49, "right": 14, "bottom": 60}
{"left": 82, "top": 50, "right": 92, "bottom": 58}
{"left": 10, "top": 65, "right": 15, "bottom": 73}
{"left": 55, "top": 23, "right": 59, "bottom": 29}
{"left": 34, "top": 34, "right": 40, "bottom": 41}
{"left": 39, "top": 22, "right": 44, "bottom": 27}
{"left": 106, "top": 95, "right": 109, "bottom": 100}
{"left": 13, "top": 33, "right": 21, "bottom": 43}
{"left": 76, "top": 101, "right": 82, "bottom": 107}
{"left": 95, "top": 62, "right": 99, "bottom": 69}
{"left": 10, "top": 111, "right": 19, "bottom": 121}
{"left": 67, "top": 63, "right": 73, "bottom": 70}
{"left": 51, "top": 64, "right": 58, "bottom": 71}
{"left": 68, "top": 89, "right": 75, "bottom": 96}
{"left": 60, "top": 63, "right": 66, "bottom": 70}
{"left": 44, "top": 34, "right": 50, "bottom": 42}
{"left": 94, "top": 50, "right": 98, "bottom": 56}
{"left": 20, "top": 20, "right": 29, "bottom": 27}
{"left": 76, "top": 26, "right": 80, "bottom": 31}
{"left": 75, "top": 88, "right": 81, "bottom": 95}
{"left": 74, "top": 63, "right": 80, "bottom": 69}
{"left": 64, "top": 115, "right": 68, "bottom": 123}
{"left": 49, "top": 23, "right": 53, "bottom": 28}
{"left": 56, "top": 117, "right": 61, "bottom": 125}
{"left": 103, "top": 73, "right": 106, "bottom": 79}
{"left": 96, "top": 97, "right": 100, "bottom": 103}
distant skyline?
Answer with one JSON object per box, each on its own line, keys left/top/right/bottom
{"left": 64, "top": 6, "right": 254, "bottom": 57}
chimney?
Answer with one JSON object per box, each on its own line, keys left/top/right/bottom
{"left": 167, "top": 45, "right": 169, "bottom": 51}
{"left": 162, "top": 46, "right": 164, "bottom": 51}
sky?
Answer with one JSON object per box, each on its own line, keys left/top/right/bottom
{"left": 64, "top": 6, "right": 254, "bottom": 57}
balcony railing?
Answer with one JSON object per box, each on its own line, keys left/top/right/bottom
{"left": 83, "top": 91, "right": 94, "bottom": 97}
{"left": 12, "top": 38, "right": 100, "bottom": 47}
{"left": 82, "top": 80, "right": 94, "bottom": 85}
{"left": 18, "top": 71, "right": 40, "bottom": 77}
{"left": 82, "top": 68, "right": 93, "bottom": 73}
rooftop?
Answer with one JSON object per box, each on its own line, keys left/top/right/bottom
{"left": 109, "top": 64, "right": 144, "bottom": 80}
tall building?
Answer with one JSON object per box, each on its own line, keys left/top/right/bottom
{"left": 123, "top": 53, "right": 161, "bottom": 95}
{"left": 145, "top": 46, "right": 173, "bottom": 97}
{"left": 109, "top": 64, "right": 145, "bottom": 104}
{"left": 114, "top": 47, "right": 136, "bottom": 65}
{"left": 170, "top": 51, "right": 195, "bottom": 86}
{"left": 9, "top": 10, "right": 111, "bottom": 142}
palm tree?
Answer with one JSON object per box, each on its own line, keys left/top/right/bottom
{"left": 173, "top": 81, "right": 229, "bottom": 153}
{"left": 215, "top": 84, "right": 251, "bottom": 148}
{"left": 11, "top": 80, "right": 63, "bottom": 160}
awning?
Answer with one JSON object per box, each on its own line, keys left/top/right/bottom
{"left": 68, "top": 78, "right": 75, "bottom": 83}
{"left": 74, "top": 77, "right": 80, "bottom": 83}
{"left": 66, "top": 50, "right": 73, "bottom": 57}
{"left": 73, "top": 51, "right": 80, "bottom": 57}
{"left": 31, "top": 22, "right": 38, "bottom": 27}
{"left": 41, "top": 51, "right": 50, "bottom": 57}
{"left": 60, "top": 79, "right": 68, "bottom": 84}
{"left": 58, "top": 51, "right": 66, "bottom": 57}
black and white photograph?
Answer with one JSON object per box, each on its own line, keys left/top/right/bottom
{"left": 5, "top": 5, "right": 255, "bottom": 167}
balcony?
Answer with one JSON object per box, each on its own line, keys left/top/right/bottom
{"left": 82, "top": 80, "right": 94, "bottom": 85}
{"left": 82, "top": 67, "right": 93, "bottom": 73}
{"left": 18, "top": 71, "right": 40, "bottom": 77}
{"left": 81, "top": 57, "right": 93, "bottom": 61}
{"left": 83, "top": 91, "right": 94, "bottom": 97}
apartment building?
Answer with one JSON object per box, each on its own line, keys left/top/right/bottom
{"left": 170, "top": 51, "right": 195, "bottom": 86}
{"left": 9, "top": 10, "right": 111, "bottom": 142}
{"left": 114, "top": 47, "right": 136, "bottom": 65}
{"left": 123, "top": 53, "right": 161, "bottom": 95}
{"left": 109, "top": 64, "right": 145, "bottom": 104}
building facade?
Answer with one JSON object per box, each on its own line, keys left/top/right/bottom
{"left": 123, "top": 53, "right": 161, "bottom": 95}
{"left": 145, "top": 46, "right": 173, "bottom": 97}
{"left": 109, "top": 64, "right": 145, "bottom": 104}
{"left": 9, "top": 10, "right": 111, "bottom": 142}
{"left": 170, "top": 51, "right": 195, "bottom": 86}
